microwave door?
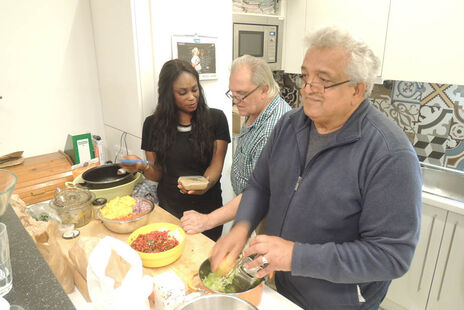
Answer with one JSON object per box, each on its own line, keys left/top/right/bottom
{"left": 233, "top": 24, "right": 268, "bottom": 60}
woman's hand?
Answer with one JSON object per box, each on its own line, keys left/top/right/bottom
{"left": 177, "top": 176, "right": 211, "bottom": 195}
{"left": 181, "top": 210, "right": 211, "bottom": 234}
{"left": 119, "top": 155, "right": 145, "bottom": 173}
{"left": 242, "top": 235, "right": 295, "bottom": 278}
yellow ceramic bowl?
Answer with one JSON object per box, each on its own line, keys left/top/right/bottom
{"left": 128, "top": 222, "right": 186, "bottom": 268}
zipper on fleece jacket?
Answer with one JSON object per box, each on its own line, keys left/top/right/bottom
{"left": 294, "top": 176, "right": 303, "bottom": 191}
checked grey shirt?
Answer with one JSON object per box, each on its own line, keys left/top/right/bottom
{"left": 231, "top": 94, "right": 291, "bottom": 195}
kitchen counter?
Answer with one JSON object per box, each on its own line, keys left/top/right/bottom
{"left": 1, "top": 204, "right": 75, "bottom": 310}
{"left": 56, "top": 205, "right": 301, "bottom": 309}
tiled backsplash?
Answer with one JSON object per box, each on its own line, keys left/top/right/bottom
{"left": 273, "top": 71, "right": 464, "bottom": 171}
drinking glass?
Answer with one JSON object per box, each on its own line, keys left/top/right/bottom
{"left": 0, "top": 223, "right": 12, "bottom": 296}
{"left": 0, "top": 169, "right": 17, "bottom": 217}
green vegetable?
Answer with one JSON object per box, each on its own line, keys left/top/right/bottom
{"left": 39, "top": 214, "right": 50, "bottom": 222}
{"left": 203, "top": 271, "right": 237, "bottom": 293}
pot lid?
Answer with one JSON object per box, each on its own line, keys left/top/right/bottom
{"left": 53, "top": 188, "right": 93, "bottom": 208}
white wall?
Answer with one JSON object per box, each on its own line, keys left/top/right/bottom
{"left": 0, "top": 0, "right": 104, "bottom": 157}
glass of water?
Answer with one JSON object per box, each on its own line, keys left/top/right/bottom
{"left": 0, "top": 223, "right": 12, "bottom": 296}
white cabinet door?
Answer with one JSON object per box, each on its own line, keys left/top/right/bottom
{"left": 426, "top": 212, "right": 464, "bottom": 310}
{"left": 381, "top": 203, "right": 447, "bottom": 310}
{"left": 383, "top": 0, "right": 464, "bottom": 85}
{"left": 305, "top": 0, "right": 390, "bottom": 78}
{"left": 282, "top": 0, "right": 307, "bottom": 73}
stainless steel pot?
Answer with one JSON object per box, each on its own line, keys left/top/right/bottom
{"left": 177, "top": 294, "right": 257, "bottom": 310}
{"left": 190, "top": 259, "right": 264, "bottom": 307}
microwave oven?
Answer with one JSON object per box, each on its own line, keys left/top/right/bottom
{"left": 233, "top": 14, "right": 283, "bottom": 71}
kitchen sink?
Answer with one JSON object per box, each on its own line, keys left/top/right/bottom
{"left": 421, "top": 162, "right": 464, "bottom": 203}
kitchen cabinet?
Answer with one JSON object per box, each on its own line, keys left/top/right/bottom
{"left": 382, "top": 0, "right": 464, "bottom": 85}
{"left": 283, "top": 0, "right": 464, "bottom": 84}
{"left": 281, "top": 0, "right": 307, "bottom": 74}
{"left": 426, "top": 211, "right": 464, "bottom": 309}
{"left": 282, "top": 0, "right": 390, "bottom": 76}
{"left": 380, "top": 203, "right": 447, "bottom": 310}
{"left": 381, "top": 194, "right": 464, "bottom": 310}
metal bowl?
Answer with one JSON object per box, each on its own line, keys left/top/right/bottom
{"left": 197, "top": 259, "right": 264, "bottom": 307}
{"left": 177, "top": 294, "right": 258, "bottom": 310}
{"left": 97, "top": 198, "right": 154, "bottom": 234}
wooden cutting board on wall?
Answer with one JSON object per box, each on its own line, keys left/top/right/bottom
{"left": 7, "top": 152, "right": 74, "bottom": 205}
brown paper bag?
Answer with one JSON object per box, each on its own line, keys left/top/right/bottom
{"left": 10, "top": 195, "right": 75, "bottom": 293}
{"left": 70, "top": 261, "right": 91, "bottom": 302}
{"left": 69, "top": 236, "right": 101, "bottom": 280}
{"left": 34, "top": 221, "right": 75, "bottom": 293}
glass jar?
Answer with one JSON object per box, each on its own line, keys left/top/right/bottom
{"left": 49, "top": 187, "right": 94, "bottom": 227}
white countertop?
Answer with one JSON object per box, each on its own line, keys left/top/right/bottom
{"left": 259, "top": 284, "right": 302, "bottom": 309}
{"left": 68, "top": 283, "right": 303, "bottom": 309}
{"left": 422, "top": 191, "right": 464, "bottom": 215}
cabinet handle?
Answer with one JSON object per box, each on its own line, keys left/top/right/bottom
{"left": 436, "top": 221, "right": 457, "bottom": 301}
{"left": 417, "top": 215, "right": 436, "bottom": 292}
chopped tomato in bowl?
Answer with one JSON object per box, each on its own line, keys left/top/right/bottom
{"left": 127, "top": 222, "right": 185, "bottom": 267}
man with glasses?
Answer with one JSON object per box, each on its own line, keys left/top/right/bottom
{"left": 181, "top": 55, "right": 290, "bottom": 237}
{"left": 210, "top": 25, "right": 422, "bottom": 310}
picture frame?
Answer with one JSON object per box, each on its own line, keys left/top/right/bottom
{"left": 171, "top": 34, "right": 218, "bottom": 80}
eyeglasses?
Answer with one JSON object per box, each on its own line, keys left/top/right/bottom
{"left": 225, "top": 85, "right": 260, "bottom": 103}
{"left": 295, "top": 76, "right": 351, "bottom": 93}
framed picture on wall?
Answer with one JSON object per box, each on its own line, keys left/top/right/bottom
{"left": 171, "top": 34, "right": 217, "bottom": 80}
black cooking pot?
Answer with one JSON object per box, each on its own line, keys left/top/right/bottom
{"left": 81, "top": 164, "right": 134, "bottom": 186}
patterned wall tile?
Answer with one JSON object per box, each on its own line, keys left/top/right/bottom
{"left": 453, "top": 100, "right": 464, "bottom": 124}
{"left": 371, "top": 97, "right": 419, "bottom": 133}
{"left": 273, "top": 71, "right": 301, "bottom": 108}
{"left": 449, "top": 117, "right": 464, "bottom": 142}
{"left": 445, "top": 140, "right": 464, "bottom": 171}
{"left": 413, "top": 134, "right": 447, "bottom": 166}
{"left": 447, "top": 85, "right": 464, "bottom": 108}
{"left": 416, "top": 105, "right": 453, "bottom": 137}
{"left": 392, "top": 81, "right": 425, "bottom": 104}
{"left": 421, "top": 83, "right": 454, "bottom": 108}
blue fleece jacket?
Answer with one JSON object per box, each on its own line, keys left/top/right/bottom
{"left": 234, "top": 99, "right": 422, "bottom": 309}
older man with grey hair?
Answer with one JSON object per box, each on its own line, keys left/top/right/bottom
{"left": 181, "top": 55, "right": 291, "bottom": 235}
{"left": 210, "top": 25, "right": 422, "bottom": 310}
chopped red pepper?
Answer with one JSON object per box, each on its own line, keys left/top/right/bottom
{"left": 130, "top": 230, "right": 179, "bottom": 253}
